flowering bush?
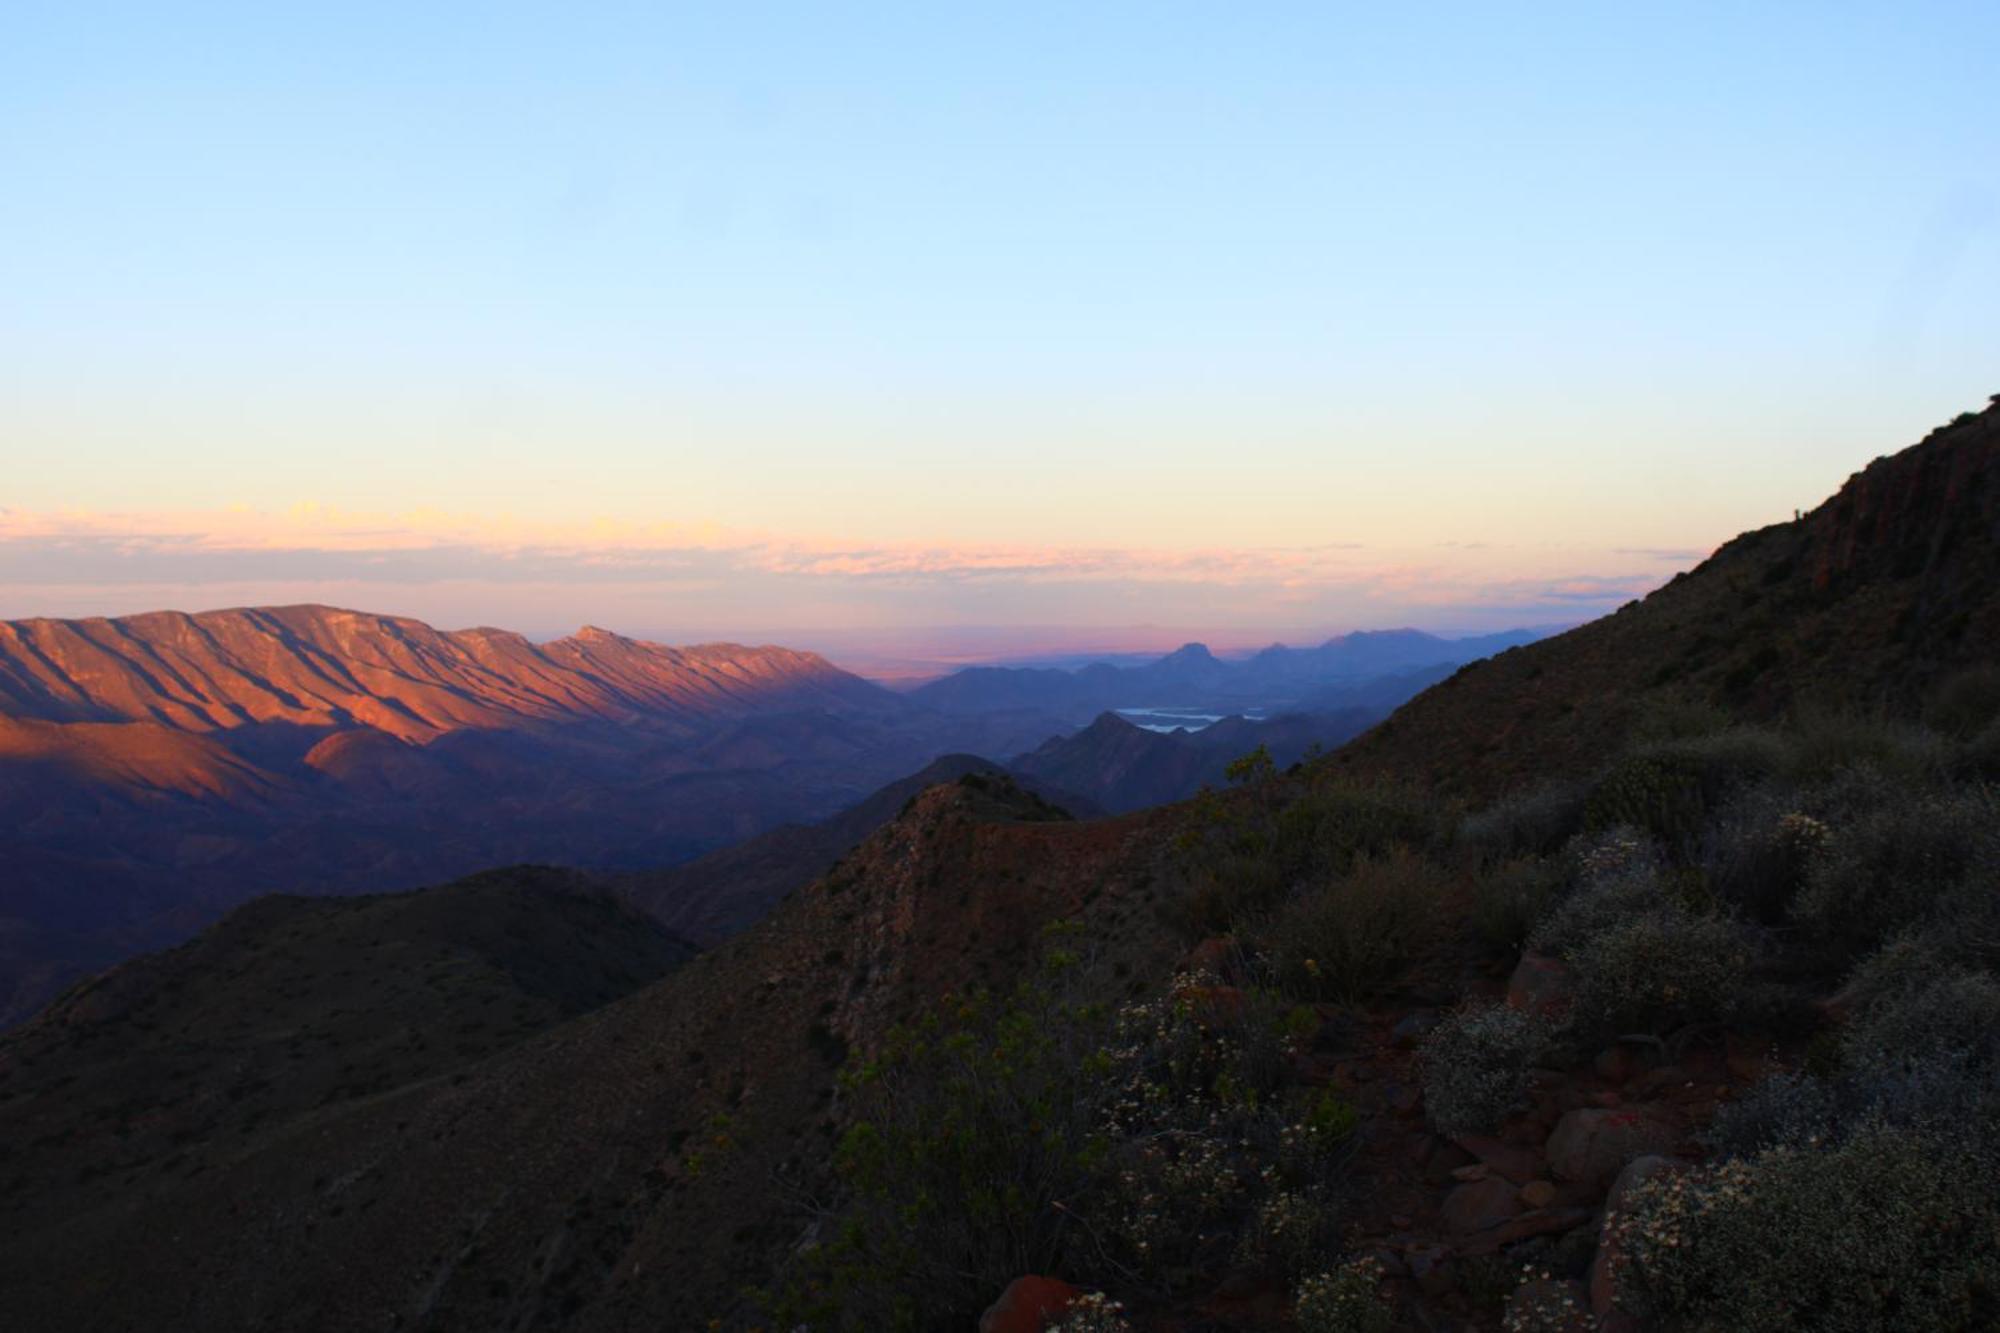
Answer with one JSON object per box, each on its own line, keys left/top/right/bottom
{"left": 1097, "top": 976, "right": 1354, "bottom": 1290}
{"left": 1609, "top": 1123, "right": 2000, "bottom": 1330}
{"left": 1420, "top": 1002, "right": 1553, "bottom": 1138}
{"left": 1047, "top": 1291, "right": 1134, "bottom": 1333}
{"left": 1294, "top": 1256, "right": 1393, "bottom": 1333}
{"left": 1565, "top": 908, "right": 1753, "bottom": 1035}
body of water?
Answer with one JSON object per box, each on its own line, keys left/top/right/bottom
{"left": 1113, "top": 706, "right": 1266, "bottom": 734}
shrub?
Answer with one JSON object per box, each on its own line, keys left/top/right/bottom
{"left": 1584, "top": 754, "right": 1710, "bottom": 849}
{"left": 1095, "top": 978, "right": 1355, "bottom": 1292}
{"left": 1528, "top": 851, "right": 1664, "bottom": 959}
{"left": 1459, "top": 783, "right": 1588, "bottom": 865}
{"left": 1611, "top": 1123, "right": 2000, "bottom": 1330}
{"left": 1565, "top": 909, "right": 1754, "bottom": 1036}
{"left": 1787, "top": 713, "right": 1948, "bottom": 784}
{"left": 780, "top": 956, "right": 1116, "bottom": 1329}
{"left": 1468, "top": 857, "right": 1563, "bottom": 958}
{"left": 1294, "top": 1256, "right": 1394, "bottom": 1333}
{"left": 1270, "top": 777, "right": 1447, "bottom": 883}
{"left": 1705, "top": 1071, "right": 1837, "bottom": 1157}
{"left": 1844, "top": 969, "right": 2000, "bottom": 1084}
{"left": 1927, "top": 666, "right": 2000, "bottom": 738}
{"left": 1792, "top": 787, "right": 2000, "bottom": 965}
{"left": 1420, "top": 1003, "right": 1554, "bottom": 1138}
{"left": 1700, "top": 793, "right": 1826, "bottom": 924}
{"left": 1268, "top": 848, "right": 1447, "bottom": 1002}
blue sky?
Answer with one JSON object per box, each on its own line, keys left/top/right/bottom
{"left": 3, "top": 2, "right": 1996, "bottom": 654}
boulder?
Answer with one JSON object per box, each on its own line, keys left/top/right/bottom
{"left": 1506, "top": 951, "right": 1572, "bottom": 1019}
{"left": 1451, "top": 1132, "right": 1544, "bottom": 1184}
{"left": 1442, "top": 1176, "right": 1522, "bottom": 1238}
{"left": 978, "top": 1275, "right": 1080, "bottom": 1333}
{"left": 1589, "top": 1155, "right": 1688, "bottom": 1317}
{"left": 1545, "top": 1108, "right": 1676, "bottom": 1189}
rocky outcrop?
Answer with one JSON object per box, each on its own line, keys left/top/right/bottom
{"left": 1546, "top": 1108, "right": 1679, "bottom": 1188}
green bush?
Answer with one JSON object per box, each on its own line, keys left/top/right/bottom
{"left": 1468, "top": 857, "right": 1563, "bottom": 958}
{"left": 1270, "top": 778, "right": 1446, "bottom": 881}
{"left": 1585, "top": 731, "right": 1788, "bottom": 852}
{"left": 1792, "top": 787, "right": 1999, "bottom": 965}
{"left": 1612, "top": 1123, "right": 2000, "bottom": 1330}
{"left": 1294, "top": 1256, "right": 1394, "bottom": 1333}
{"left": 1458, "top": 783, "right": 1588, "bottom": 865}
{"left": 1927, "top": 666, "right": 2000, "bottom": 739}
{"left": 777, "top": 957, "right": 1115, "bottom": 1330}
{"left": 1173, "top": 777, "right": 1444, "bottom": 936}
{"left": 1095, "top": 979, "right": 1355, "bottom": 1292}
{"left": 1268, "top": 848, "right": 1447, "bottom": 1002}
{"left": 1529, "top": 847, "right": 1664, "bottom": 958}
{"left": 1844, "top": 969, "right": 2000, "bottom": 1082}
{"left": 1700, "top": 793, "right": 1827, "bottom": 923}
{"left": 1420, "top": 1002, "right": 1554, "bottom": 1138}
{"left": 1787, "top": 713, "right": 1948, "bottom": 783}
{"left": 1565, "top": 908, "right": 1754, "bottom": 1036}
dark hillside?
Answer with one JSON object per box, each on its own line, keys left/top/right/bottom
{"left": 0, "top": 868, "right": 694, "bottom": 1243}
{"left": 1334, "top": 401, "right": 2000, "bottom": 798}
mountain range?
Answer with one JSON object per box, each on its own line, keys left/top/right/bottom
{"left": 0, "top": 605, "right": 1538, "bottom": 1022}
{"left": 908, "top": 627, "right": 1544, "bottom": 721}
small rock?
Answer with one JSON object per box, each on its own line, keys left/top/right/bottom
{"left": 1443, "top": 1176, "right": 1523, "bottom": 1238}
{"left": 1486, "top": 1205, "right": 1595, "bottom": 1250}
{"left": 1545, "top": 1108, "right": 1677, "bottom": 1189}
{"left": 978, "top": 1276, "right": 1080, "bottom": 1333}
{"left": 1519, "top": 1179, "right": 1558, "bottom": 1208}
{"left": 1451, "top": 1163, "right": 1490, "bottom": 1182}
{"left": 1388, "top": 1213, "right": 1414, "bottom": 1230}
{"left": 1386, "top": 1081, "right": 1422, "bottom": 1115}
{"left": 1506, "top": 951, "right": 1573, "bottom": 1020}
{"left": 1590, "top": 1090, "right": 1624, "bottom": 1109}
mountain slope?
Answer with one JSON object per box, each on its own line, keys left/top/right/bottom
{"left": 0, "top": 867, "right": 695, "bottom": 1243}
{"left": 0, "top": 778, "right": 1176, "bottom": 1332}
{"left": 620, "top": 753, "right": 1099, "bottom": 943}
{"left": 1011, "top": 708, "right": 1379, "bottom": 813}
{"left": 1334, "top": 401, "right": 2000, "bottom": 798}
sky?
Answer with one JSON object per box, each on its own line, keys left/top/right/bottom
{"left": 4, "top": 2, "right": 1997, "bottom": 667}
